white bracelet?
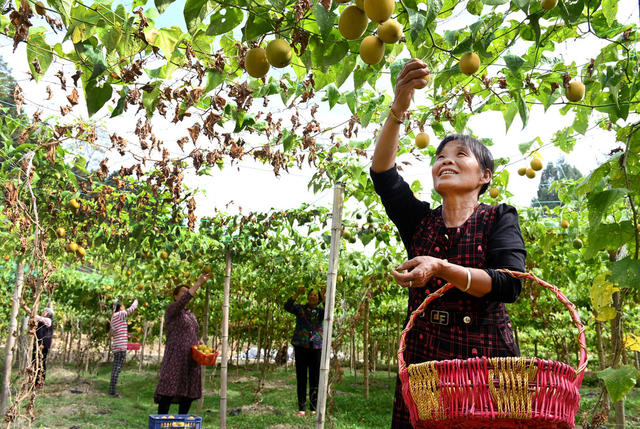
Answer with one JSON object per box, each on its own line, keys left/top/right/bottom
{"left": 462, "top": 268, "right": 471, "bottom": 292}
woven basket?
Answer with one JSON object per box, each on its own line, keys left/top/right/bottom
{"left": 398, "top": 270, "right": 588, "bottom": 429}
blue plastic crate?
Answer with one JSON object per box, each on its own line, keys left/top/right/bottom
{"left": 148, "top": 414, "right": 202, "bottom": 429}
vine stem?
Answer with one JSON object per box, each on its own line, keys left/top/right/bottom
{"left": 622, "top": 120, "right": 640, "bottom": 260}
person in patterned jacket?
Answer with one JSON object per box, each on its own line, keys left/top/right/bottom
{"left": 371, "top": 59, "right": 526, "bottom": 429}
{"left": 284, "top": 285, "right": 325, "bottom": 417}
{"left": 109, "top": 298, "right": 138, "bottom": 397}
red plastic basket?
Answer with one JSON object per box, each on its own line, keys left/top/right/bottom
{"left": 191, "top": 345, "right": 219, "bottom": 366}
{"left": 127, "top": 343, "right": 141, "bottom": 351}
{"left": 398, "top": 270, "right": 588, "bottom": 429}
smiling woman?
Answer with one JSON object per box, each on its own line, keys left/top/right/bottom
{"left": 370, "top": 59, "right": 527, "bottom": 429}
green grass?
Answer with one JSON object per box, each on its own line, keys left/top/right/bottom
{"left": 4, "top": 361, "right": 638, "bottom": 428}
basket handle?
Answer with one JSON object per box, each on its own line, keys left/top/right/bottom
{"left": 397, "top": 269, "right": 588, "bottom": 387}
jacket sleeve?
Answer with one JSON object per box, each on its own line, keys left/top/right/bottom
{"left": 370, "top": 166, "right": 431, "bottom": 251}
{"left": 284, "top": 298, "right": 302, "bottom": 316}
{"left": 482, "top": 204, "right": 527, "bottom": 303}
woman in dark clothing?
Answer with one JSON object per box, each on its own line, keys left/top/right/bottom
{"left": 284, "top": 286, "right": 324, "bottom": 417}
{"left": 154, "top": 273, "right": 210, "bottom": 415}
{"left": 34, "top": 307, "right": 54, "bottom": 388}
{"left": 371, "top": 59, "right": 526, "bottom": 428}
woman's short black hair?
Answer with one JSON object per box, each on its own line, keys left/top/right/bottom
{"left": 435, "top": 134, "right": 494, "bottom": 196}
{"left": 173, "top": 285, "right": 188, "bottom": 296}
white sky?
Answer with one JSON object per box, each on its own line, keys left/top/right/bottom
{"left": 1, "top": 0, "right": 638, "bottom": 219}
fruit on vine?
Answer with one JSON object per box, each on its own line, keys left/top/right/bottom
{"left": 184, "top": 272, "right": 191, "bottom": 279}
{"left": 343, "top": 230, "right": 353, "bottom": 240}
{"left": 3, "top": 255, "right": 10, "bottom": 261}
{"left": 561, "top": 219, "right": 570, "bottom": 228}
{"left": 530, "top": 158, "right": 543, "bottom": 171}
{"left": 137, "top": 283, "right": 144, "bottom": 291}
{"left": 541, "top": 0, "right": 558, "bottom": 10}
{"left": 414, "top": 71, "right": 431, "bottom": 89}
{"left": 76, "top": 246, "right": 86, "bottom": 257}
{"left": 489, "top": 187, "right": 499, "bottom": 198}
{"left": 339, "top": 6, "right": 369, "bottom": 40}
{"left": 364, "top": 0, "right": 394, "bottom": 23}
{"left": 245, "top": 48, "right": 270, "bottom": 78}
{"left": 68, "top": 242, "right": 78, "bottom": 252}
{"left": 415, "top": 133, "right": 430, "bottom": 149}
{"left": 377, "top": 19, "right": 402, "bottom": 44}
{"left": 266, "top": 39, "right": 292, "bottom": 68}
{"left": 160, "top": 251, "right": 169, "bottom": 259}
{"left": 355, "top": 0, "right": 365, "bottom": 10}
{"left": 566, "top": 81, "right": 585, "bottom": 102}
{"left": 144, "top": 251, "right": 151, "bottom": 259}
{"left": 56, "top": 227, "right": 66, "bottom": 238}
{"left": 70, "top": 199, "right": 80, "bottom": 209}
{"left": 360, "top": 36, "right": 385, "bottom": 65}
{"left": 126, "top": 269, "right": 132, "bottom": 276}
{"left": 35, "top": 1, "right": 46, "bottom": 15}
{"left": 572, "top": 238, "right": 583, "bottom": 250}
{"left": 459, "top": 52, "right": 480, "bottom": 75}
{"left": 337, "top": 275, "right": 344, "bottom": 283}
{"left": 525, "top": 168, "right": 536, "bottom": 179}
{"left": 204, "top": 265, "right": 212, "bottom": 274}
{"left": 517, "top": 167, "right": 527, "bottom": 176}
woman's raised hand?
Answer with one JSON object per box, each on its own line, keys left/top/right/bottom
{"left": 196, "top": 273, "right": 211, "bottom": 287}
{"left": 392, "top": 256, "right": 444, "bottom": 288}
{"left": 391, "top": 59, "right": 430, "bottom": 115}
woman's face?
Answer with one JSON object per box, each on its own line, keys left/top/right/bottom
{"left": 431, "top": 140, "right": 491, "bottom": 198}
{"left": 307, "top": 291, "right": 319, "bottom": 307}
{"left": 174, "top": 286, "right": 188, "bottom": 302}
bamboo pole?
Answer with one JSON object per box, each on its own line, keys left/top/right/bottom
{"left": 139, "top": 321, "right": 149, "bottom": 371}
{"left": 1, "top": 259, "right": 25, "bottom": 417}
{"left": 316, "top": 184, "right": 345, "bottom": 429}
{"left": 198, "top": 281, "right": 210, "bottom": 409}
{"left": 220, "top": 247, "right": 232, "bottom": 429}
{"left": 363, "top": 297, "right": 369, "bottom": 399}
{"left": 157, "top": 317, "right": 164, "bottom": 364}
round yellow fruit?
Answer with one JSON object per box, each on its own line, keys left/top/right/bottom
{"left": 459, "top": 52, "right": 480, "bottom": 75}
{"left": 160, "top": 251, "right": 169, "bottom": 259}
{"left": 525, "top": 168, "right": 536, "bottom": 179}
{"left": 339, "top": 6, "right": 368, "bottom": 40}
{"left": 68, "top": 242, "right": 78, "bottom": 253}
{"left": 3, "top": 255, "right": 10, "bottom": 261}
{"left": 377, "top": 19, "right": 402, "bottom": 44}
{"left": 245, "top": 47, "right": 270, "bottom": 78}
{"left": 266, "top": 39, "right": 292, "bottom": 68}
{"left": 77, "top": 246, "right": 86, "bottom": 257}
{"left": 561, "top": 219, "right": 570, "bottom": 228}
{"left": 126, "top": 269, "right": 132, "bottom": 276}
{"left": 415, "top": 133, "right": 430, "bottom": 149}
{"left": 566, "top": 81, "right": 585, "bottom": 102}
{"left": 355, "top": 0, "right": 365, "bottom": 10}
{"left": 364, "top": 0, "right": 395, "bottom": 23}
{"left": 541, "top": 0, "right": 557, "bottom": 10}
{"left": 56, "top": 227, "right": 66, "bottom": 238}
{"left": 204, "top": 264, "right": 212, "bottom": 274}
{"left": 137, "top": 283, "right": 144, "bottom": 291}
{"left": 489, "top": 187, "right": 499, "bottom": 198}
{"left": 517, "top": 167, "right": 527, "bottom": 176}
{"left": 530, "top": 158, "right": 543, "bottom": 171}
{"left": 337, "top": 275, "right": 344, "bottom": 283}
{"left": 359, "top": 36, "right": 385, "bottom": 65}
{"left": 69, "top": 199, "right": 80, "bottom": 210}
{"left": 414, "top": 71, "right": 431, "bottom": 89}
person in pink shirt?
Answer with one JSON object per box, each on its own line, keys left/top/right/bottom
{"left": 109, "top": 298, "right": 138, "bottom": 397}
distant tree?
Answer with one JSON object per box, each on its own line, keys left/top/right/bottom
{"left": 0, "top": 56, "right": 19, "bottom": 118}
{"left": 531, "top": 159, "right": 583, "bottom": 209}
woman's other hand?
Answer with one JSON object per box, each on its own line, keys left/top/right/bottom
{"left": 391, "top": 59, "right": 430, "bottom": 115}
{"left": 392, "top": 256, "right": 444, "bottom": 288}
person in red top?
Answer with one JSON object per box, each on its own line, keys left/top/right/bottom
{"left": 371, "top": 59, "right": 526, "bottom": 428}
{"left": 109, "top": 298, "right": 138, "bottom": 397}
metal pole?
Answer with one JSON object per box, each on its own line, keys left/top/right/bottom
{"left": 220, "top": 247, "right": 232, "bottom": 428}
{"left": 316, "top": 184, "right": 345, "bottom": 429}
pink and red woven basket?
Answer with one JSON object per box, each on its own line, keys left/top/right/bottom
{"left": 398, "top": 270, "right": 588, "bottom": 429}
